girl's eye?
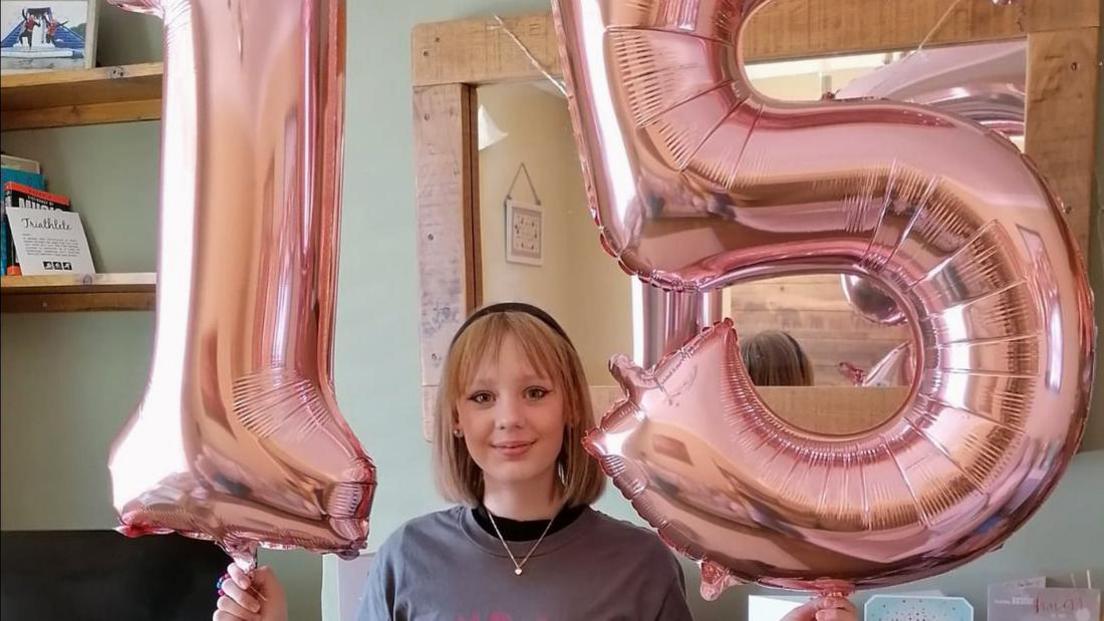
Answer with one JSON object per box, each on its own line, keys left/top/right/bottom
{"left": 469, "top": 391, "right": 494, "bottom": 405}
{"left": 524, "top": 387, "right": 550, "bottom": 400}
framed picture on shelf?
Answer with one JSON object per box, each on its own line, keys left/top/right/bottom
{"left": 0, "top": 0, "right": 98, "bottom": 73}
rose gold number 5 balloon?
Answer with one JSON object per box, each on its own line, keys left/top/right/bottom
{"left": 554, "top": 0, "right": 1094, "bottom": 597}
{"left": 107, "top": 0, "right": 375, "bottom": 562}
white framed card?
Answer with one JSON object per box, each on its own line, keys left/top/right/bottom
{"left": 6, "top": 206, "right": 95, "bottom": 275}
{"left": 865, "top": 594, "right": 973, "bottom": 621}
{"left": 505, "top": 197, "right": 543, "bottom": 266}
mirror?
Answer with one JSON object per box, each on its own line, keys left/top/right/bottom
{"left": 721, "top": 276, "right": 911, "bottom": 388}
{"left": 476, "top": 82, "right": 632, "bottom": 387}
{"left": 474, "top": 41, "right": 1024, "bottom": 433}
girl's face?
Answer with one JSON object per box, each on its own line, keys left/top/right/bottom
{"left": 455, "top": 333, "right": 566, "bottom": 492}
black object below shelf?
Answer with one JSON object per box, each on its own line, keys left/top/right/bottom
{"left": 1, "top": 530, "right": 229, "bottom": 621}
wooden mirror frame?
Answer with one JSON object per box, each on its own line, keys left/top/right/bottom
{"left": 410, "top": 1, "right": 1101, "bottom": 439}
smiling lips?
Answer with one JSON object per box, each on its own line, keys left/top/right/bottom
{"left": 492, "top": 440, "right": 536, "bottom": 457}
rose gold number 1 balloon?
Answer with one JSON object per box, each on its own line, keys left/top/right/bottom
{"left": 554, "top": 0, "right": 1094, "bottom": 597}
{"left": 107, "top": 0, "right": 375, "bottom": 562}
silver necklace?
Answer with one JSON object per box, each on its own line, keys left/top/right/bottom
{"left": 485, "top": 509, "right": 557, "bottom": 576}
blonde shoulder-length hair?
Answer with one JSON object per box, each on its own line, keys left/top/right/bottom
{"left": 433, "top": 309, "right": 605, "bottom": 507}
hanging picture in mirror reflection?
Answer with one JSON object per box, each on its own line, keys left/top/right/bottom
{"left": 505, "top": 198, "right": 543, "bottom": 266}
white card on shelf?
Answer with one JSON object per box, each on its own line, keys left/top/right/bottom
{"left": 6, "top": 206, "right": 95, "bottom": 275}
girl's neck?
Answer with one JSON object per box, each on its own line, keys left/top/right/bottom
{"left": 482, "top": 474, "right": 562, "bottom": 521}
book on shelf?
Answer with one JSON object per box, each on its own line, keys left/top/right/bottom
{"left": 0, "top": 168, "right": 44, "bottom": 190}
{"left": 0, "top": 154, "right": 41, "bottom": 174}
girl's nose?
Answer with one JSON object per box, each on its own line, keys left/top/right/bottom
{"left": 493, "top": 395, "right": 525, "bottom": 429}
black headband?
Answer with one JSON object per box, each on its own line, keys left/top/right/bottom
{"left": 449, "top": 302, "right": 574, "bottom": 349}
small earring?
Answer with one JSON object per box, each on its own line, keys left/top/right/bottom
{"left": 452, "top": 428, "right": 463, "bottom": 438}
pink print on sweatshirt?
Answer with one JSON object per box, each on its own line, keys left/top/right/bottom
{"left": 455, "top": 613, "right": 550, "bottom": 621}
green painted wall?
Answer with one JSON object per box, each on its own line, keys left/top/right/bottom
{"left": 2, "top": 2, "right": 1100, "bottom": 621}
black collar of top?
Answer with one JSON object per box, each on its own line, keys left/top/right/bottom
{"left": 472, "top": 503, "right": 587, "bottom": 542}
{"left": 449, "top": 302, "right": 574, "bottom": 350}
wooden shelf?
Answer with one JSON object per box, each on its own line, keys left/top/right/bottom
{"left": 0, "top": 63, "right": 163, "bottom": 131}
{"left": 1, "top": 273, "right": 156, "bottom": 312}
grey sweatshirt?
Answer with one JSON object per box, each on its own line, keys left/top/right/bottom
{"left": 358, "top": 505, "right": 694, "bottom": 620}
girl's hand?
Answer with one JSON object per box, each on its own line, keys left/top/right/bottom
{"left": 781, "top": 595, "right": 859, "bottom": 621}
{"left": 213, "top": 563, "right": 288, "bottom": 621}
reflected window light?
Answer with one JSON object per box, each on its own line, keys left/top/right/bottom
{"left": 653, "top": 434, "right": 693, "bottom": 465}
{"left": 477, "top": 105, "right": 508, "bottom": 151}
{"left": 632, "top": 279, "right": 645, "bottom": 366}
{"left": 745, "top": 53, "right": 889, "bottom": 80}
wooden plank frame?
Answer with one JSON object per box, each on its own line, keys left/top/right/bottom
{"left": 411, "top": 0, "right": 1102, "bottom": 435}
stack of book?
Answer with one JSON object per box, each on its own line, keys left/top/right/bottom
{"left": 1, "top": 153, "right": 94, "bottom": 276}
{"left": 1, "top": 153, "right": 45, "bottom": 275}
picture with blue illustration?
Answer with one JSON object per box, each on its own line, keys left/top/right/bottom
{"left": 0, "top": 1, "right": 97, "bottom": 72}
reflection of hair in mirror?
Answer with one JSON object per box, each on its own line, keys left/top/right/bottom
{"left": 740, "top": 330, "right": 814, "bottom": 386}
